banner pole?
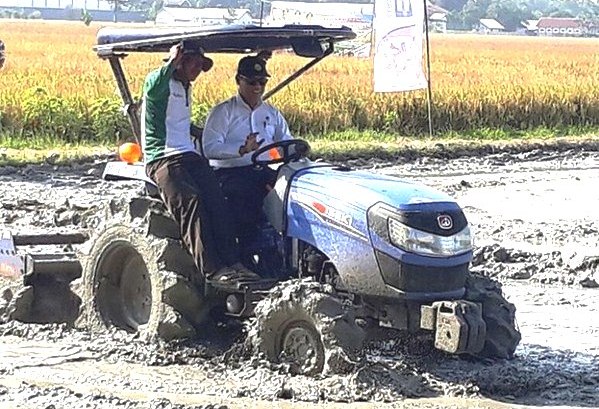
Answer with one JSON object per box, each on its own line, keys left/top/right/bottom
{"left": 423, "top": 0, "right": 434, "bottom": 137}
{"left": 369, "top": 2, "right": 376, "bottom": 58}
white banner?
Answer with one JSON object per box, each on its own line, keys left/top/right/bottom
{"left": 373, "top": 0, "right": 427, "bottom": 92}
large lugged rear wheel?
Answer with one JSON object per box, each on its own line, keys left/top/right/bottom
{"left": 248, "top": 280, "right": 365, "bottom": 376}
{"left": 464, "top": 273, "right": 521, "bottom": 359}
{"left": 77, "top": 197, "right": 209, "bottom": 341}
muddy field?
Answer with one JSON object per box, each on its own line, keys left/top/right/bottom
{"left": 0, "top": 146, "right": 598, "bottom": 408}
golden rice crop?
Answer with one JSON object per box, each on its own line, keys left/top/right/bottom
{"left": 0, "top": 20, "right": 598, "bottom": 142}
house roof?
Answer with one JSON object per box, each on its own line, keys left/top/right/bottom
{"left": 195, "top": 7, "right": 251, "bottom": 19}
{"left": 537, "top": 17, "right": 583, "bottom": 29}
{"left": 427, "top": 1, "right": 448, "bottom": 15}
{"left": 429, "top": 12, "right": 447, "bottom": 22}
{"left": 480, "top": 18, "right": 505, "bottom": 30}
{"left": 521, "top": 19, "right": 539, "bottom": 30}
{"left": 164, "top": 0, "right": 192, "bottom": 7}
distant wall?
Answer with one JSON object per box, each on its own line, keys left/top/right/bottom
{"left": 6, "top": 1, "right": 113, "bottom": 10}
{"left": 0, "top": 6, "right": 146, "bottom": 22}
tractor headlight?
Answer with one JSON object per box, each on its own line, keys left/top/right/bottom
{"left": 388, "top": 218, "right": 472, "bottom": 257}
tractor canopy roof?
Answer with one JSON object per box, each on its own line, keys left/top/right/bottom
{"left": 95, "top": 24, "right": 356, "bottom": 58}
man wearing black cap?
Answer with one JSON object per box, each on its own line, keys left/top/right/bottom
{"left": 143, "top": 42, "right": 259, "bottom": 283}
{"left": 202, "top": 55, "right": 296, "bottom": 237}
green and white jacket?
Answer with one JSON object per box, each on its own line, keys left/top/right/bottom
{"left": 141, "top": 60, "right": 197, "bottom": 164}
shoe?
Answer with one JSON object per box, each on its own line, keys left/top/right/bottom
{"left": 210, "top": 264, "right": 260, "bottom": 282}
{"left": 231, "top": 262, "right": 260, "bottom": 279}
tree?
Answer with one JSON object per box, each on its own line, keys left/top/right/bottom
{"left": 81, "top": 8, "right": 93, "bottom": 25}
{"left": 125, "top": 0, "right": 155, "bottom": 10}
{"left": 435, "top": 0, "right": 469, "bottom": 11}
{"left": 460, "top": 0, "right": 492, "bottom": 29}
{"left": 147, "top": 0, "right": 164, "bottom": 20}
{"left": 107, "top": 0, "right": 127, "bottom": 22}
{"left": 487, "top": 0, "right": 527, "bottom": 30}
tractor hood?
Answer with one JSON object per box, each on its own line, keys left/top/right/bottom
{"left": 291, "top": 165, "right": 454, "bottom": 210}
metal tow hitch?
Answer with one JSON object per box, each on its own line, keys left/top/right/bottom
{"left": 420, "top": 300, "right": 486, "bottom": 355}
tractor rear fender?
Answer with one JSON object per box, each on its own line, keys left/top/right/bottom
{"left": 102, "top": 161, "right": 152, "bottom": 184}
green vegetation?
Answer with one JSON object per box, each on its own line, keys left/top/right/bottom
{"left": 441, "top": 0, "right": 599, "bottom": 31}
{"left": 1, "top": 91, "right": 129, "bottom": 146}
{"left": 1, "top": 23, "right": 597, "bottom": 167}
{"left": 2, "top": 128, "right": 597, "bottom": 167}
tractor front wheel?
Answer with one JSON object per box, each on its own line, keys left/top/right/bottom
{"left": 464, "top": 273, "right": 521, "bottom": 359}
{"left": 248, "top": 280, "right": 365, "bottom": 376}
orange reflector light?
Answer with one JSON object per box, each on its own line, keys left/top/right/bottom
{"left": 268, "top": 148, "right": 282, "bottom": 160}
{"left": 118, "top": 142, "right": 142, "bottom": 164}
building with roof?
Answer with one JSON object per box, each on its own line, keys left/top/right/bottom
{"left": 586, "top": 20, "right": 599, "bottom": 37}
{"left": 267, "top": 1, "right": 372, "bottom": 27}
{"left": 429, "top": 12, "right": 447, "bottom": 32}
{"left": 425, "top": 1, "right": 448, "bottom": 32}
{"left": 518, "top": 19, "right": 539, "bottom": 36}
{"left": 521, "top": 19, "right": 539, "bottom": 31}
{"left": 266, "top": 1, "right": 448, "bottom": 34}
{"left": 163, "top": 0, "right": 192, "bottom": 7}
{"left": 537, "top": 17, "right": 584, "bottom": 37}
{"left": 478, "top": 18, "right": 505, "bottom": 34}
{"left": 155, "top": 7, "right": 252, "bottom": 26}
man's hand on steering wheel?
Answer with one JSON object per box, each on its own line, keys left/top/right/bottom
{"left": 239, "top": 132, "right": 264, "bottom": 156}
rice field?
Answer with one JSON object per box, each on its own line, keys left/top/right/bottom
{"left": 0, "top": 19, "right": 598, "bottom": 144}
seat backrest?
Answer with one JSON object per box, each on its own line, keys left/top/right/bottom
{"left": 145, "top": 182, "right": 161, "bottom": 199}
{"left": 191, "top": 126, "right": 204, "bottom": 156}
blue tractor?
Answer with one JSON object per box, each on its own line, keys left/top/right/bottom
{"left": 0, "top": 25, "right": 520, "bottom": 376}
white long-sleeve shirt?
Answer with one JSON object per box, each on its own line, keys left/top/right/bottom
{"left": 203, "top": 94, "right": 292, "bottom": 168}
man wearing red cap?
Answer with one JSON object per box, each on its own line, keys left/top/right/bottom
{"left": 202, "top": 55, "right": 298, "bottom": 237}
{"left": 143, "top": 42, "right": 259, "bottom": 282}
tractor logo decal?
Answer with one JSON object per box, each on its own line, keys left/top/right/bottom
{"left": 437, "top": 214, "right": 453, "bottom": 230}
{"left": 311, "top": 201, "right": 353, "bottom": 228}
{"left": 292, "top": 195, "right": 366, "bottom": 239}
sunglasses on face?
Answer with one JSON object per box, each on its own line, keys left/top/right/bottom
{"left": 241, "top": 76, "right": 268, "bottom": 86}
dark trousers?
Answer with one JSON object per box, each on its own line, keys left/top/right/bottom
{"left": 147, "top": 152, "right": 239, "bottom": 275}
{"left": 215, "top": 165, "right": 277, "bottom": 237}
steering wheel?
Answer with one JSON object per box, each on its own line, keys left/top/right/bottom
{"left": 251, "top": 139, "right": 311, "bottom": 166}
